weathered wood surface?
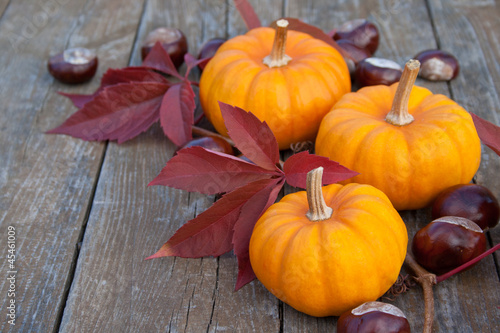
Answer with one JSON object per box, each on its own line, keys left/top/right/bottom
{"left": 0, "top": 0, "right": 498, "bottom": 332}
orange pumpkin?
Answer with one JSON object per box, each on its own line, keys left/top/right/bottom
{"left": 199, "top": 19, "right": 350, "bottom": 150}
{"left": 249, "top": 167, "right": 408, "bottom": 317}
{"left": 315, "top": 60, "right": 481, "bottom": 210}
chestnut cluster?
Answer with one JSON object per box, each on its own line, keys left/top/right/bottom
{"left": 412, "top": 184, "right": 499, "bottom": 275}
{"left": 332, "top": 19, "right": 459, "bottom": 87}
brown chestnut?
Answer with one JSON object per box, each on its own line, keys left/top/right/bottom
{"left": 355, "top": 57, "right": 402, "bottom": 87}
{"left": 336, "top": 39, "right": 371, "bottom": 75}
{"left": 414, "top": 49, "right": 459, "bottom": 81}
{"left": 141, "top": 27, "right": 188, "bottom": 68}
{"left": 177, "top": 136, "right": 233, "bottom": 155}
{"left": 337, "top": 301, "right": 411, "bottom": 333}
{"left": 432, "top": 184, "right": 499, "bottom": 230}
{"left": 333, "top": 19, "right": 379, "bottom": 54}
{"left": 412, "top": 216, "right": 486, "bottom": 275}
{"left": 197, "top": 38, "right": 226, "bottom": 70}
{"left": 47, "top": 47, "right": 98, "bottom": 84}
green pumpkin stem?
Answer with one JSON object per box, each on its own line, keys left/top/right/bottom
{"left": 263, "top": 19, "right": 292, "bottom": 68}
{"left": 306, "top": 167, "right": 333, "bottom": 221}
{"left": 385, "top": 59, "right": 420, "bottom": 126}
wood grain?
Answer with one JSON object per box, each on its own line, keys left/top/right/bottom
{"left": 0, "top": 0, "right": 145, "bottom": 332}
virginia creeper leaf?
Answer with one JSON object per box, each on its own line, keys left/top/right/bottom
{"left": 270, "top": 18, "right": 346, "bottom": 57}
{"left": 142, "top": 41, "right": 183, "bottom": 79}
{"left": 183, "top": 53, "right": 209, "bottom": 76}
{"left": 160, "top": 82, "right": 195, "bottom": 147}
{"left": 233, "top": 178, "right": 284, "bottom": 290}
{"left": 219, "top": 102, "right": 280, "bottom": 171}
{"left": 232, "top": 0, "right": 261, "bottom": 30}
{"left": 59, "top": 67, "right": 169, "bottom": 108}
{"left": 284, "top": 151, "right": 359, "bottom": 189}
{"left": 147, "top": 178, "right": 281, "bottom": 259}
{"left": 48, "top": 82, "right": 170, "bottom": 143}
{"left": 471, "top": 113, "right": 500, "bottom": 156}
{"left": 149, "top": 146, "right": 280, "bottom": 194}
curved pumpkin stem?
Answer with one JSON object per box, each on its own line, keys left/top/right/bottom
{"left": 263, "top": 19, "right": 292, "bottom": 68}
{"left": 306, "top": 167, "right": 333, "bottom": 221}
{"left": 385, "top": 59, "right": 420, "bottom": 126}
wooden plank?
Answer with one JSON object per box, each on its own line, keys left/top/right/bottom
{"left": 0, "top": 0, "right": 145, "bottom": 332}
{"left": 59, "top": 1, "right": 281, "bottom": 332}
{"left": 426, "top": 0, "right": 500, "bottom": 253}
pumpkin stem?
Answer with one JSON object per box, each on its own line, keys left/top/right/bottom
{"left": 385, "top": 59, "right": 420, "bottom": 126}
{"left": 263, "top": 19, "right": 292, "bottom": 68}
{"left": 306, "top": 167, "right": 333, "bottom": 221}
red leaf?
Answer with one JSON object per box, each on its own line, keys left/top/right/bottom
{"left": 142, "top": 42, "right": 183, "bottom": 79}
{"left": 48, "top": 82, "right": 170, "bottom": 143}
{"left": 471, "top": 113, "right": 500, "bottom": 156}
{"left": 149, "top": 146, "right": 280, "bottom": 194}
{"left": 233, "top": 0, "right": 261, "bottom": 30}
{"left": 219, "top": 102, "right": 280, "bottom": 171}
{"left": 271, "top": 18, "right": 346, "bottom": 57}
{"left": 100, "top": 67, "right": 169, "bottom": 86}
{"left": 59, "top": 67, "right": 169, "bottom": 108}
{"left": 58, "top": 91, "right": 97, "bottom": 109}
{"left": 160, "top": 82, "right": 195, "bottom": 147}
{"left": 147, "top": 178, "right": 281, "bottom": 259}
{"left": 233, "top": 178, "right": 284, "bottom": 290}
{"left": 283, "top": 151, "right": 359, "bottom": 189}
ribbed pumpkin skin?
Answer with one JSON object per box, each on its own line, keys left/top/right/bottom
{"left": 315, "top": 84, "right": 481, "bottom": 210}
{"left": 249, "top": 183, "right": 407, "bottom": 317}
{"left": 199, "top": 27, "right": 350, "bottom": 150}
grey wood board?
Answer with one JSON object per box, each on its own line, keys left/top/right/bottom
{"left": 0, "top": 0, "right": 145, "bottom": 331}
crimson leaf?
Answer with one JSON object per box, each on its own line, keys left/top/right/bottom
{"left": 284, "top": 151, "right": 359, "bottom": 189}
{"left": 160, "top": 82, "right": 195, "bottom": 147}
{"left": 147, "top": 178, "right": 280, "bottom": 259}
{"left": 60, "top": 67, "right": 169, "bottom": 108}
{"left": 233, "top": 178, "right": 284, "bottom": 290}
{"left": 142, "top": 41, "right": 183, "bottom": 79}
{"left": 149, "top": 146, "right": 280, "bottom": 194}
{"left": 270, "top": 18, "right": 346, "bottom": 57}
{"left": 48, "top": 82, "right": 170, "bottom": 143}
{"left": 219, "top": 102, "right": 280, "bottom": 171}
{"left": 471, "top": 113, "right": 500, "bottom": 156}
{"left": 233, "top": 0, "right": 261, "bottom": 30}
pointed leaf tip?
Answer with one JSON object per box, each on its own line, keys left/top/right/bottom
{"left": 218, "top": 102, "right": 280, "bottom": 171}
{"left": 149, "top": 146, "right": 278, "bottom": 194}
{"left": 283, "top": 151, "right": 359, "bottom": 189}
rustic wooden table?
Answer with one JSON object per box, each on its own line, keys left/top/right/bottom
{"left": 1, "top": 0, "right": 499, "bottom": 332}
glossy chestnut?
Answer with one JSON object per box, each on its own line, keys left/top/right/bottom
{"left": 47, "top": 47, "right": 98, "bottom": 84}
{"left": 412, "top": 216, "right": 486, "bottom": 275}
{"left": 336, "top": 39, "right": 371, "bottom": 75}
{"left": 354, "top": 57, "right": 403, "bottom": 87}
{"left": 414, "top": 49, "right": 459, "bottom": 81}
{"left": 432, "top": 184, "right": 499, "bottom": 230}
{"left": 141, "top": 27, "right": 188, "bottom": 68}
{"left": 177, "top": 136, "right": 233, "bottom": 155}
{"left": 197, "top": 38, "right": 226, "bottom": 70}
{"left": 337, "top": 301, "right": 411, "bottom": 333}
{"left": 333, "top": 19, "right": 380, "bottom": 54}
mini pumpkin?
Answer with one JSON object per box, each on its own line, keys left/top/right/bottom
{"left": 249, "top": 167, "right": 408, "bottom": 317}
{"left": 315, "top": 60, "right": 481, "bottom": 210}
{"left": 199, "top": 19, "right": 350, "bottom": 150}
